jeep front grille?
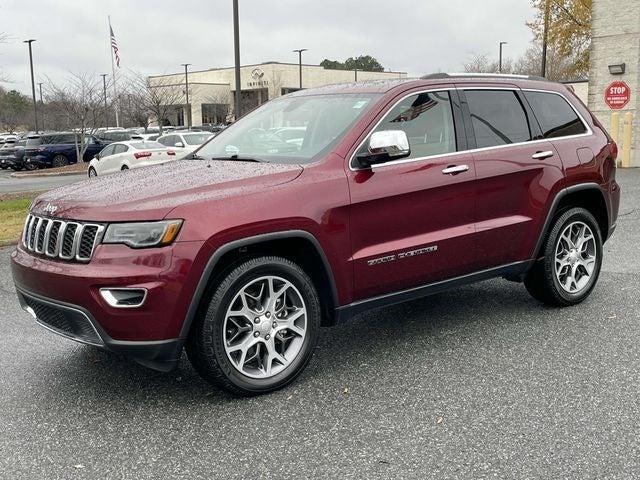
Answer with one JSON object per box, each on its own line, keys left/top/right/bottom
{"left": 22, "top": 214, "right": 105, "bottom": 262}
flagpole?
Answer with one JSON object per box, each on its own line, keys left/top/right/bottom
{"left": 108, "top": 15, "right": 120, "bottom": 127}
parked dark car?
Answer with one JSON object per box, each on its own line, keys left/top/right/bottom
{"left": 0, "top": 139, "right": 28, "bottom": 170}
{"left": 23, "top": 133, "right": 108, "bottom": 169}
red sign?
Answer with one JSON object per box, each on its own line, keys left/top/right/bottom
{"left": 604, "top": 81, "right": 631, "bottom": 109}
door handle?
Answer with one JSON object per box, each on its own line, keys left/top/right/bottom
{"left": 532, "top": 150, "right": 554, "bottom": 160}
{"left": 441, "top": 164, "right": 469, "bottom": 175}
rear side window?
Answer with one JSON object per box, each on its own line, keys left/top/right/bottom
{"left": 524, "top": 91, "right": 587, "bottom": 139}
{"left": 113, "top": 144, "right": 128, "bottom": 154}
{"left": 358, "top": 90, "right": 457, "bottom": 160}
{"left": 465, "top": 90, "right": 532, "bottom": 148}
{"left": 26, "top": 137, "right": 42, "bottom": 147}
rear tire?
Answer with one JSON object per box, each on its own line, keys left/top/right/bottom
{"left": 121, "top": 165, "right": 129, "bottom": 171}
{"left": 52, "top": 155, "right": 69, "bottom": 168}
{"left": 524, "top": 207, "right": 602, "bottom": 307}
{"left": 187, "top": 256, "right": 321, "bottom": 396}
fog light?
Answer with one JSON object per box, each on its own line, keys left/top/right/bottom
{"left": 100, "top": 288, "right": 147, "bottom": 308}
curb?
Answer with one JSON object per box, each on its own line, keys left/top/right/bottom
{"left": 10, "top": 171, "right": 86, "bottom": 178}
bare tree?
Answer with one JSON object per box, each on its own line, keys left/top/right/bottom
{"left": 463, "top": 53, "right": 513, "bottom": 74}
{"left": 202, "top": 90, "right": 231, "bottom": 124}
{"left": 126, "top": 72, "right": 185, "bottom": 135}
{"left": 46, "top": 73, "right": 111, "bottom": 164}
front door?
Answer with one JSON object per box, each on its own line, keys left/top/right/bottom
{"left": 347, "top": 89, "right": 477, "bottom": 301}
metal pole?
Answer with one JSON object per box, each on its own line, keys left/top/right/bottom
{"left": 541, "top": 0, "right": 550, "bottom": 77}
{"left": 24, "top": 39, "right": 39, "bottom": 132}
{"left": 100, "top": 74, "right": 108, "bottom": 128}
{"left": 181, "top": 64, "right": 191, "bottom": 128}
{"left": 37, "top": 82, "right": 44, "bottom": 131}
{"left": 108, "top": 16, "right": 120, "bottom": 127}
{"left": 293, "top": 48, "right": 307, "bottom": 89}
{"left": 233, "top": 0, "right": 242, "bottom": 120}
{"left": 499, "top": 42, "right": 507, "bottom": 73}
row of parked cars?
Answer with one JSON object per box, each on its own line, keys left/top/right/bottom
{"left": 0, "top": 126, "right": 222, "bottom": 172}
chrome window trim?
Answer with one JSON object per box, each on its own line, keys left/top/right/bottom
{"left": 348, "top": 86, "right": 593, "bottom": 172}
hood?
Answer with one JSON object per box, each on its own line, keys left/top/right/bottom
{"left": 31, "top": 160, "right": 303, "bottom": 221}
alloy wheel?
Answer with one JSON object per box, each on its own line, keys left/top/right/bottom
{"left": 223, "top": 275, "right": 307, "bottom": 379}
{"left": 554, "top": 221, "right": 597, "bottom": 294}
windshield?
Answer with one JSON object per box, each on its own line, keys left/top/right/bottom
{"left": 194, "top": 93, "right": 380, "bottom": 164}
{"left": 183, "top": 133, "right": 213, "bottom": 145}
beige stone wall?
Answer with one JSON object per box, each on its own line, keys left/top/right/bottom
{"left": 149, "top": 63, "right": 406, "bottom": 126}
{"left": 588, "top": 0, "right": 640, "bottom": 166}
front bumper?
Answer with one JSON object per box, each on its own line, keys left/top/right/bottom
{"left": 16, "top": 287, "right": 182, "bottom": 371}
{"left": 11, "top": 240, "right": 206, "bottom": 371}
{"left": 24, "top": 155, "right": 49, "bottom": 168}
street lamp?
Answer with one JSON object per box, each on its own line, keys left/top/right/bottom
{"left": 181, "top": 63, "right": 192, "bottom": 128}
{"left": 23, "top": 39, "right": 38, "bottom": 132}
{"left": 100, "top": 74, "right": 109, "bottom": 128}
{"left": 293, "top": 48, "right": 308, "bottom": 90}
{"left": 499, "top": 41, "right": 508, "bottom": 73}
{"left": 37, "top": 82, "right": 44, "bottom": 130}
{"left": 232, "top": 0, "right": 241, "bottom": 120}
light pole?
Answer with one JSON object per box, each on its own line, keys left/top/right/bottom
{"left": 100, "top": 74, "right": 109, "bottom": 128}
{"left": 233, "top": 0, "right": 242, "bottom": 120}
{"left": 24, "top": 39, "right": 39, "bottom": 132}
{"left": 293, "top": 48, "right": 308, "bottom": 90}
{"left": 541, "top": 0, "right": 550, "bottom": 77}
{"left": 499, "top": 41, "right": 508, "bottom": 73}
{"left": 37, "top": 82, "right": 44, "bottom": 131}
{"left": 181, "top": 63, "right": 191, "bottom": 128}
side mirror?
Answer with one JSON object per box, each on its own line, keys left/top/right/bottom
{"left": 356, "top": 130, "right": 410, "bottom": 168}
{"left": 93, "top": 154, "right": 100, "bottom": 160}
{"left": 174, "top": 141, "right": 184, "bottom": 148}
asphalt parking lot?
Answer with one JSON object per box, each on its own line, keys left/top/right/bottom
{"left": 1, "top": 169, "right": 639, "bottom": 479}
{"left": 0, "top": 169, "right": 85, "bottom": 194}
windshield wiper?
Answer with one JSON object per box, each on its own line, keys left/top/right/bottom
{"left": 209, "top": 155, "right": 265, "bottom": 163}
{"left": 183, "top": 152, "right": 205, "bottom": 160}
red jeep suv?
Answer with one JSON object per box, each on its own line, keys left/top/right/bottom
{"left": 11, "top": 74, "right": 620, "bottom": 395}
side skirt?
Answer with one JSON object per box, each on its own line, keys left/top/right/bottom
{"left": 335, "top": 260, "right": 534, "bottom": 323}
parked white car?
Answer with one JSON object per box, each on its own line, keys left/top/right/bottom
{"left": 88, "top": 140, "right": 176, "bottom": 177}
{"left": 156, "top": 132, "right": 214, "bottom": 154}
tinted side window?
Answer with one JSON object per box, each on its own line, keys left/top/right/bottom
{"left": 358, "top": 90, "right": 456, "bottom": 160}
{"left": 158, "top": 136, "right": 172, "bottom": 146}
{"left": 113, "top": 144, "right": 128, "bottom": 154}
{"left": 465, "top": 90, "right": 532, "bottom": 148}
{"left": 524, "top": 91, "right": 587, "bottom": 139}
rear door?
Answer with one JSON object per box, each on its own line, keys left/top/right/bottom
{"left": 347, "top": 88, "right": 478, "bottom": 300}
{"left": 458, "top": 86, "right": 563, "bottom": 269}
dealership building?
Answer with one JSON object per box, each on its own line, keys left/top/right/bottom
{"left": 148, "top": 62, "right": 406, "bottom": 126}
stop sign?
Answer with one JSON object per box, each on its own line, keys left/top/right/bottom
{"left": 604, "top": 81, "right": 631, "bottom": 109}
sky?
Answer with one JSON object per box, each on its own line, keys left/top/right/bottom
{"left": 0, "top": 0, "right": 536, "bottom": 95}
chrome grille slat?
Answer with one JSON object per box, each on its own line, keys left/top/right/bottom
{"left": 21, "top": 214, "right": 103, "bottom": 263}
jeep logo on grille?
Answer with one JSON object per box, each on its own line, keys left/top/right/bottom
{"left": 43, "top": 203, "right": 58, "bottom": 215}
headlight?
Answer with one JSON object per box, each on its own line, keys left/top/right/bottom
{"left": 103, "top": 220, "right": 183, "bottom": 248}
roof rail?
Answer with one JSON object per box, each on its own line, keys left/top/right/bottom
{"left": 421, "top": 72, "right": 548, "bottom": 81}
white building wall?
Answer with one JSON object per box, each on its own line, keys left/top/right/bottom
{"left": 149, "top": 63, "right": 406, "bottom": 126}
{"left": 588, "top": 0, "right": 640, "bottom": 166}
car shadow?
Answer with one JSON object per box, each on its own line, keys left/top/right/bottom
{"left": 31, "top": 278, "right": 549, "bottom": 404}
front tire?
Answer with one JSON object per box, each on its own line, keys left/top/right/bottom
{"left": 88, "top": 167, "right": 97, "bottom": 177}
{"left": 525, "top": 207, "right": 603, "bottom": 306}
{"left": 187, "top": 256, "right": 321, "bottom": 395}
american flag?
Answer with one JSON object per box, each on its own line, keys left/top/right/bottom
{"left": 110, "top": 25, "right": 120, "bottom": 67}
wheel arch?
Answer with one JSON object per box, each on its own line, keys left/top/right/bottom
{"left": 179, "top": 230, "right": 340, "bottom": 341}
{"left": 532, "top": 183, "right": 610, "bottom": 260}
